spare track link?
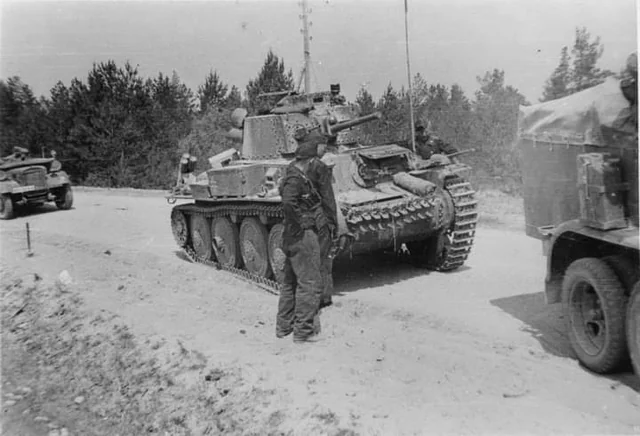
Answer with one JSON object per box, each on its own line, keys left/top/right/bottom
{"left": 344, "top": 197, "right": 435, "bottom": 234}
{"left": 173, "top": 203, "right": 284, "bottom": 295}
{"left": 439, "top": 176, "right": 478, "bottom": 271}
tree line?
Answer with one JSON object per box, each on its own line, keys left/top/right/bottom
{"left": 0, "top": 27, "right": 617, "bottom": 192}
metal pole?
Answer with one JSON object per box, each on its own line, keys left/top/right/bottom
{"left": 26, "top": 222, "right": 33, "bottom": 257}
{"left": 404, "top": 0, "right": 416, "bottom": 153}
{"left": 301, "top": 0, "right": 312, "bottom": 93}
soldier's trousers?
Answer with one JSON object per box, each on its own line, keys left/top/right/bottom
{"left": 276, "top": 229, "right": 322, "bottom": 340}
{"left": 318, "top": 226, "right": 334, "bottom": 305}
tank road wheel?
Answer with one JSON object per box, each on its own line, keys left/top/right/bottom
{"left": 55, "top": 186, "right": 73, "bottom": 210}
{"left": 268, "top": 223, "right": 287, "bottom": 284}
{"left": 0, "top": 195, "right": 14, "bottom": 220}
{"left": 190, "top": 214, "right": 213, "bottom": 260}
{"left": 211, "top": 217, "right": 241, "bottom": 268}
{"left": 627, "top": 282, "right": 640, "bottom": 377}
{"left": 562, "top": 257, "right": 628, "bottom": 373}
{"left": 171, "top": 208, "right": 189, "bottom": 248}
{"left": 239, "top": 217, "right": 272, "bottom": 278}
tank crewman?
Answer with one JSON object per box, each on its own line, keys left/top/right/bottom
{"left": 275, "top": 127, "right": 328, "bottom": 343}
{"left": 1, "top": 146, "right": 29, "bottom": 163}
{"left": 306, "top": 138, "right": 338, "bottom": 309}
{"left": 414, "top": 123, "right": 459, "bottom": 162}
{"left": 620, "top": 52, "right": 637, "bottom": 129}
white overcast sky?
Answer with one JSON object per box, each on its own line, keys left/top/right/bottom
{"left": 1, "top": 0, "right": 637, "bottom": 103}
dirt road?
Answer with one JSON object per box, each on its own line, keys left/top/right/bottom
{"left": 2, "top": 189, "right": 639, "bottom": 435}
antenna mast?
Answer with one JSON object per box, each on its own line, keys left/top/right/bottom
{"left": 404, "top": 0, "right": 416, "bottom": 152}
{"left": 300, "top": 0, "right": 312, "bottom": 93}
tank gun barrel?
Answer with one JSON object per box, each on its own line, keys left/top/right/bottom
{"left": 325, "top": 111, "right": 382, "bottom": 136}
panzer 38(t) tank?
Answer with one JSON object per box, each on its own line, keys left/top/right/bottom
{"left": 168, "top": 85, "right": 478, "bottom": 292}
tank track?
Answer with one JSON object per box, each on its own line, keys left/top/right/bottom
{"left": 171, "top": 179, "right": 477, "bottom": 293}
{"left": 172, "top": 203, "right": 284, "bottom": 295}
{"left": 437, "top": 176, "right": 477, "bottom": 271}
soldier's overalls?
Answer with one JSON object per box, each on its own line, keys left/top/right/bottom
{"left": 276, "top": 162, "right": 325, "bottom": 341}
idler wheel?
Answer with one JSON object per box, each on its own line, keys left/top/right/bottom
{"left": 171, "top": 208, "right": 189, "bottom": 247}
{"left": 212, "top": 217, "right": 242, "bottom": 268}
{"left": 239, "top": 217, "right": 272, "bottom": 278}
{"left": 268, "top": 223, "right": 287, "bottom": 284}
{"left": 190, "top": 214, "right": 213, "bottom": 260}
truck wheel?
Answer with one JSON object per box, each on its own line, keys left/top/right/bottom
{"left": 627, "top": 283, "right": 640, "bottom": 377}
{"left": 55, "top": 186, "right": 73, "bottom": 210}
{"left": 562, "top": 257, "right": 628, "bottom": 373}
{"left": 603, "top": 255, "right": 639, "bottom": 294}
{"left": 0, "top": 195, "right": 14, "bottom": 220}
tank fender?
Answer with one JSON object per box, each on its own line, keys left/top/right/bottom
{"left": 544, "top": 219, "right": 639, "bottom": 304}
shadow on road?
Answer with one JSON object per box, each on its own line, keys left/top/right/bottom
{"left": 11, "top": 204, "right": 70, "bottom": 219}
{"left": 173, "top": 248, "right": 470, "bottom": 296}
{"left": 333, "top": 251, "right": 470, "bottom": 295}
{"left": 491, "top": 292, "right": 639, "bottom": 392}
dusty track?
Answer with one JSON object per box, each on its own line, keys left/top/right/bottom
{"left": 2, "top": 190, "right": 639, "bottom": 435}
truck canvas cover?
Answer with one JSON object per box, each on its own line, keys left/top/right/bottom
{"left": 517, "top": 77, "right": 639, "bottom": 238}
{"left": 519, "top": 77, "right": 636, "bottom": 147}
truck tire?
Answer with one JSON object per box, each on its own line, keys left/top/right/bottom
{"left": 55, "top": 186, "right": 73, "bottom": 210}
{"left": 0, "top": 195, "right": 14, "bottom": 220}
{"left": 627, "top": 283, "right": 640, "bottom": 377}
{"left": 562, "top": 257, "right": 628, "bottom": 373}
{"left": 603, "top": 255, "right": 639, "bottom": 294}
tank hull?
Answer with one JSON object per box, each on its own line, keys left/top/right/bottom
{"left": 169, "top": 145, "right": 477, "bottom": 293}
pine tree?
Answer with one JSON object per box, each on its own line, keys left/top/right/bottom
{"left": 0, "top": 77, "right": 47, "bottom": 156}
{"left": 540, "top": 46, "right": 571, "bottom": 102}
{"left": 198, "top": 70, "right": 228, "bottom": 114}
{"left": 472, "top": 69, "right": 528, "bottom": 187}
{"left": 245, "top": 50, "right": 294, "bottom": 114}
{"left": 355, "top": 87, "right": 376, "bottom": 115}
{"left": 570, "top": 27, "right": 613, "bottom": 92}
{"left": 540, "top": 27, "right": 614, "bottom": 101}
{"left": 225, "top": 85, "right": 243, "bottom": 109}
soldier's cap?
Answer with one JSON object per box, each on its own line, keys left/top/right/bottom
{"left": 415, "top": 123, "right": 425, "bottom": 131}
{"left": 294, "top": 127, "right": 325, "bottom": 158}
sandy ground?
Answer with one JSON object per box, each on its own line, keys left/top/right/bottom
{"left": 1, "top": 189, "right": 639, "bottom": 435}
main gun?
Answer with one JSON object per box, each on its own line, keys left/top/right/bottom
{"left": 321, "top": 111, "right": 382, "bottom": 136}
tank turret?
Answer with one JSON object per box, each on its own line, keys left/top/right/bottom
{"left": 169, "top": 84, "right": 477, "bottom": 292}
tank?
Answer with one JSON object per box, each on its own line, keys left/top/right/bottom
{"left": 0, "top": 147, "right": 73, "bottom": 219}
{"left": 168, "top": 86, "right": 478, "bottom": 292}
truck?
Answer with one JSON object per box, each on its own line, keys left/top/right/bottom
{"left": 0, "top": 147, "right": 73, "bottom": 219}
{"left": 517, "top": 74, "right": 639, "bottom": 376}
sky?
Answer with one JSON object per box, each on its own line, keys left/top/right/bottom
{"left": 0, "top": 0, "right": 637, "bottom": 104}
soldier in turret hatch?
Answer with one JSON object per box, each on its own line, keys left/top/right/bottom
{"left": 414, "top": 123, "right": 459, "bottom": 163}
{"left": 276, "top": 127, "right": 334, "bottom": 343}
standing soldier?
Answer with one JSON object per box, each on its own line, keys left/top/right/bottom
{"left": 275, "top": 127, "right": 329, "bottom": 343}
{"left": 307, "top": 139, "right": 338, "bottom": 308}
